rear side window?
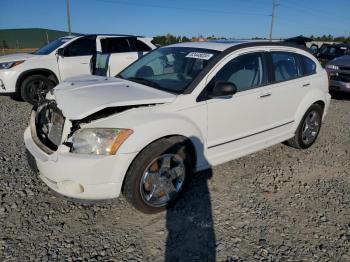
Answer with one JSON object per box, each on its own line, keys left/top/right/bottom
{"left": 101, "top": 38, "right": 130, "bottom": 53}
{"left": 271, "top": 52, "right": 301, "bottom": 82}
{"left": 299, "top": 55, "right": 316, "bottom": 75}
{"left": 212, "top": 52, "right": 267, "bottom": 92}
{"left": 129, "top": 38, "right": 151, "bottom": 52}
{"left": 64, "top": 37, "right": 96, "bottom": 57}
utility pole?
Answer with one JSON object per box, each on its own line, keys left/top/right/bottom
{"left": 45, "top": 31, "right": 49, "bottom": 44}
{"left": 66, "top": 0, "right": 72, "bottom": 35}
{"left": 269, "top": 0, "right": 277, "bottom": 41}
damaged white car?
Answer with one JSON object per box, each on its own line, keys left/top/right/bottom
{"left": 25, "top": 41, "right": 331, "bottom": 213}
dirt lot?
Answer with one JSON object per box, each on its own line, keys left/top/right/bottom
{"left": 0, "top": 94, "right": 350, "bottom": 261}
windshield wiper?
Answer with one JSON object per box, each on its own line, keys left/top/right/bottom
{"left": 127, "top": 77, "right": 160, "bottom": 88}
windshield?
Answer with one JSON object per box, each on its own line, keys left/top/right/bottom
{"left": 118, "top": 47, "right": 219, "bottom": 94}
{"left": 33, "top": 37, "right": 72, "bottom": 55}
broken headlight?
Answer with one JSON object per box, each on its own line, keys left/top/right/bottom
{"left": 70, "top": 128, "right": 133, "bottom": 155}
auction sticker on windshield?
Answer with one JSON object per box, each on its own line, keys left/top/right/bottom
{"left": 186, "top": 52, "right": 214, "bottom": 60}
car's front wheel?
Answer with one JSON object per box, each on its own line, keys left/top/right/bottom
{"left": 123, "top": 137, "right": 192, "bottom": 213}
{"left": 287, "top": 104, "right": 323, "bottom": 149}
{"left": 21, "top": 75, "right": 55, "bottom": 105}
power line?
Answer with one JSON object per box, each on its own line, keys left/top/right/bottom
{"left": 275, "top": 15, "right": 345, "bottom": 37}
{"left": 278, "top": 3, "right": 349, "bottom": 24}
{"left": 91, "top": 0, "right": 270, "bottom": 16}
{"left": 281, "top": 1, "right": 348, "bottom": 19}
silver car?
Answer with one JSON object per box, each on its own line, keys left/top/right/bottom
{"left": 326, "top": 54, "right": 350, "bottom": 93}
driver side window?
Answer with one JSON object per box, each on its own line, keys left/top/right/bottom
{"left": 64, "top": 37, "right": 96, "bottom": 57}
{"left": 211, "top": 52, "right": 267, "bottom": 92}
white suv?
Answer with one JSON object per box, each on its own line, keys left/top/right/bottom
{"left": 24, "top": 41, "right": 331, "bottom": 213}
{"left": 0, "top": 34, "right": 155, "bottom": 104}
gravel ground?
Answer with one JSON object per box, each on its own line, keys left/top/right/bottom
{"left": 0, "top": 93, "right": 350, "bottom": 261}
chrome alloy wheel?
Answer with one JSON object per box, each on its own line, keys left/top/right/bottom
{"left": 301, "top": 110, "right": 320, "bottom": 145}
{"left": 140, "top": 154, "right": 186, "bottom": 207}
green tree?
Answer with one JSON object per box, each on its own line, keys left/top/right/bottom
{"left": 152, "top": 35, "right": 167, "bottom": 46}
{"left": 181, "top": 36, "right": 190, "bottom": 42}
{"left": 2, "top": 40, "right": 9, "bottom": 49}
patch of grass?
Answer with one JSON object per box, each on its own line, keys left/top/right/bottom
{"left": 0, "top": 48, "right": 37, "bottom": 56}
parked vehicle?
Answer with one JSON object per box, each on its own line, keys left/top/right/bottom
{"left": 317, "top": 43, "right": 350, "bottom": 66}
{"left": 326, "top": 55, "right": 350, "bottom": 93}
{"left": 284, "top": 35, "right": 312, "bottom": 48}
{"left": 24, "top": 41, "right": 331, "bottom": 213}
{"left": 0, "top": 34, "right": 156, "bottom": 104}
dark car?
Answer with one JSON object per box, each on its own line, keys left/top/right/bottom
{"left": 284, "top": 35, "right": 313, "bottom": 47}
{"left": 317, "top": 43, "right": 350, "bottom": 66}
{"left": 326, "top": 55, "right": 350, "bottom": 93}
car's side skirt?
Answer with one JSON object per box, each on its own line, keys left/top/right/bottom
{"left": 204, "top": 121, "right": 295, "bottom": 168}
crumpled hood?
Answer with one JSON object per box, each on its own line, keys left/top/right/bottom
{"left": 328, "top": 55, "right": 350, "bottom": 67}
{"left": 53, "top": 75, "right": 177, "bottom": 120}
{"left": 0, "top": 53, "right": 38, "bottom": 63}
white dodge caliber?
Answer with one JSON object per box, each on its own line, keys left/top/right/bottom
{"left": 24, "top": 41, "right": 331, "bottom": 213}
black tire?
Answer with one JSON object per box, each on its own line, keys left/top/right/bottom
{"left": 20, "top": 75, "right": 55, "bottom": 105}
{"left": 286, "top": 104, "right": 323, "bottom": 149}
{"left": 123, "top": 137, "right": 193, "bottom": 214}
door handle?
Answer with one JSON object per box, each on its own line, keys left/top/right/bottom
{"left": 302, "top": 83, "right": 310, "bottom": 87}
{"left": 81, "top": 62, "right": 89, "bottom": 64}
{"left": 259, "top": 93, "right": 272, "bottom": 98}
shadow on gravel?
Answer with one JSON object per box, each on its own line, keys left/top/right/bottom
{"left": 0, "top": 93, "right": 25, "bottom": 102}
{"left": 165, "top": 168, "right": 216, "bottom": 262}
{"left": 330, "top": 90, "right": 350, "bottom": 101}
{"left": 165, "top": 136, "right": 216, "bottom": 261}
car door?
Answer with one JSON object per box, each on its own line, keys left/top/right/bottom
{"left": 96, "top": 37, "right": 150, "bottom": 76}
{"left": 207, "top": 52, "right": 296, "bottom": 164}
{"left": 207, "top": 52, "right": 269, "bottom": 160}
{"left": 57, "top": 36, "right": 96, "bottom": 80}
{"left": 264, "top": 51, "right": 308, "bottom": 126}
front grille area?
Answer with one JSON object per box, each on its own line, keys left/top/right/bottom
{"left": 330, "top": 73, "right": 350, "bottom": 83}
{"left": 34, "top": 101, "right": 65, "bottom": 152}
{"left": 339, "top": 66, "right": 350, "bottom": 71}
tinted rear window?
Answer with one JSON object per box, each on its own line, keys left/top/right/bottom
{"left": 299, "top": 55, "right": 316, "bottom": 75}
{"left": 129, "top": 38, "right": 151, "bottom": 52}
{"left": 271, "top": 52, "right": 301, "bottom": 82}
{"left": 101, "top": 38, "right": 130, "bottom": 53}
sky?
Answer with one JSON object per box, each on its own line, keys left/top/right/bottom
{"left": 1, "top": 0, "right": 349, "bottom": 39}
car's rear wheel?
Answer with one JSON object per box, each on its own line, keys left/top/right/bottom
{"left": 286, "top": 104, "right": 323, "bottom": 149}
{"left": 123, "top": 137, "right": 192, "bottom": 213}
{"left": 21, "top": 75, "right": 55, "bottom": 105}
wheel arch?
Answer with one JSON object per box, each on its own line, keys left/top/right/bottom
{"left": 120, "top": 134, "right": 198, "bottom": 193}
{"left": 15, "top": 69, "right": 59, "bottom": 94}
{"left": 313, "top": 100, "right": 325, "bottom": 111}
{"left": 294, "top": 90, "right": 327, "bottom": 130}
{"left": 123, "top": 129, "right": 206, "bottom": 168}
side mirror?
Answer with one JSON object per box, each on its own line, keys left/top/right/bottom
{"left": 56, "top": 48, "right": 65, "bottom": 57}
{"left": 208, "top": 81, "right": 237, "bottom": 98}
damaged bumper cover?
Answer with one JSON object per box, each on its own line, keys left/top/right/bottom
{"left": 24, "top": 105, "right": 138, "bottom": 200}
